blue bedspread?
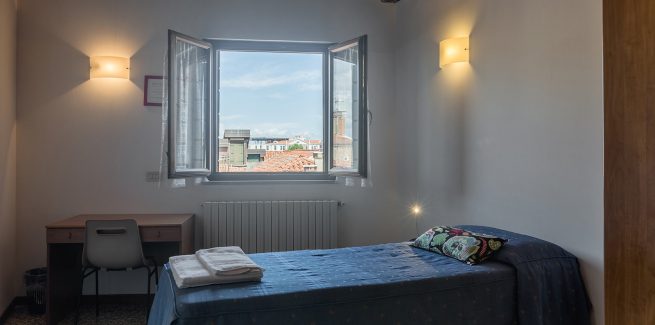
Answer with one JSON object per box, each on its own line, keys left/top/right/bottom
{"left": 459, "top": 226, "right": 592, "bottom": 325}
{"left": 150, "top": 243, "right": 516, "bottom": 324}
{"left": 149, "top": 226, "right": 591, "bottom": 325}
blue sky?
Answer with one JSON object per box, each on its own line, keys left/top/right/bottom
{"left": 218, "top": 51, "right": 323, "bottom": 140}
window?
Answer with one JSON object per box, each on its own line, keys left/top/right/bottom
{"left": 167, "top": 31, "right": 212, "bottom": 177}
{"left": 217, "top": 48, "right": 324, "bottom": 175}
{"left": 168, "top": 30, "right": 368, "bottom": 181}
{"left": 329, "top": 38, "right": 368, "bottom": 176}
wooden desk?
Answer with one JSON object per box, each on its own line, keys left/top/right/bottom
{"left": 45, "top": 214, "right": 194, "bottom": 325}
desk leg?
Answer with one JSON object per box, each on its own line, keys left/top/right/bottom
{"left": 180, "top": 221, "right": 195, "bottom": 254}
{"left": 46, "top": 243, "right": 82, "bottom": 325}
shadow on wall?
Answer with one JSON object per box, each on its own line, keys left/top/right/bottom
{"left": 18, "top": 29, "right": 88, "bottom": 114}
{"left": 130, "top": 34, "right": 168, "bottom": 94}
{"left": 429, "top": 0, "right": 479, "bottom": 202}
{"left": 399, "top": 0, "right": 481, "bottom": 226}
{"left": 19, "top": 11, "right": 155, "bottom": 114}
{"left": 434, "top": 62, "right": 474, "bottom": 199}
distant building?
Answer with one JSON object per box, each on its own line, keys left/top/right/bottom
{"left": 246, "top": 149, "right": 266, "bottom": 169}
{"left": 312, "top": 152, "right": 324, "bottom": 172}
{"left": 218, "top": 139, "right": 229, "bottom": 166}
{"left": 306, "top": 140, "right": 322, "bottom": 151}
{"left": 220, "top": 130, "right": 324, "bottom": 172}
{"left": 287, "top": 136, "right": 323, "bottom": 151}
{"left": 332, "top": 110, "right": 353, "bottom": 168}
{"left": 222, "top": 129, "right": 250, "bottom": 167}
{"left": 249, "top": 136, "right": 322, "bottom": 152}
{"left": 249, "top": 138, "right": 288, "bottom": 151}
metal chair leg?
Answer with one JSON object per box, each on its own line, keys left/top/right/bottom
{"left": 155, "top": 265, "right": 159, "bottom": 285}
{"left": 146, "top": 266, "right": 153, "bottom": 322}
{"left": 147, "top": 257, "right": 159, "bottom": 285}
{"left": 147, "top": 267, "right": 151, "bottom": 298}
{"left": 74, "top": 269, "right": 84, "bottom": 325}
{"left": 95, "top": 268, "right": 99, "bottom": 318}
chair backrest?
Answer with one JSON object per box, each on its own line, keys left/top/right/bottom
{"left": 83, "top": 219, "right": 145, "bottom": 269}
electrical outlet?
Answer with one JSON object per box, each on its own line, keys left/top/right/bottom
{"left": 146, "top": 171, "right": 161, "bottom": 182}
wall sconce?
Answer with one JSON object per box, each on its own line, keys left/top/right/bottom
{"left": 90, "top": 56, "right": 130, "bottom": 79}
{"left": 439, "top": 37, "right": 469, "bottom": 68}
{"left": 411, "top": 204, "right": 422, "bottom": 216}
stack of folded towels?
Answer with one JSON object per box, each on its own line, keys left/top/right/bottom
{"left": 169, "top": 246, "right": 264, "bottom": 289}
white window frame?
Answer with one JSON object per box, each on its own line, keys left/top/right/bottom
{"left": 208, "top": 40, "right": 333, "bottom": 182}
{"left": 167, "top": 30, "right": 213, "bottom": 178}
{"left": 167, "top": 31, "right": 368, "bottom": 182}
{"left": 328, "top": 36, "right": 368, "bottom": 177}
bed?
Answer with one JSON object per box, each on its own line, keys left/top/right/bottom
{"left": 148, "top": 226, "right": 591, "bottom": 325}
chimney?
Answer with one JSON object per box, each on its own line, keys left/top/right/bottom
{"left": 334, "top": 111, "right": 346, "bottom": 136}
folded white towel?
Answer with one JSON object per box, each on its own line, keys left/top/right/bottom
{"left": 196, "top": 246, "right": 265, "bottom": 276}
{"left": 169, "top": 255, "right": 215, "bottom": 289}
{"left": 169, "top": 254, "right": 263, "bottom": 289}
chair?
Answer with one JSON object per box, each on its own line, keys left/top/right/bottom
{"left": 75, "top": 219, "right": 158, "bottom": 324}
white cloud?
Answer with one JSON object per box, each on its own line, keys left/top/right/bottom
{"left": 220, "top": 114, "right": 245, "bottom": 121}
{"left": 222, "top": 70, "right": 321, "bottom": 90}
{"left": 252, "top": 128, "right": 289, "bottom": 137}
{"left": 249, "top": 122, "right": 300, "bottom": 138}
{"left": 266, "top": 92, "right": 288, "bottom": 99}
{"left": 220, "top": 122, "right": 322, "bottom": 139}
{"left": 298, "top": 82, "right": 322, "bottom": 91}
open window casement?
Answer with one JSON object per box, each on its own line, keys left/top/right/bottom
{"left": 167, "top": 30, "right": 369, "bottom": 181}
{"left": 328, "top": 35, "right": 368, "bottom": 177}
{"left": 168, "top": 30, "right": 213, "bottom": 178}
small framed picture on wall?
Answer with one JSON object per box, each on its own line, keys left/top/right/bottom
{"left": 144, "top": 75, "right": 164, "bottom": 107}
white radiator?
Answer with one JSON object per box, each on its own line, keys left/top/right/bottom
{"left": 201, "top": 200, "right": 339, "bottom": 253}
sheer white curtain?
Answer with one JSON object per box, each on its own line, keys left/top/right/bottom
{"left": 171, "top": 36, "right": 210, "bottom": 174}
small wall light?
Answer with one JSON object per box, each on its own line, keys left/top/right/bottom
{"left": 411, "top": 204, "right": 422, "bottom": 216}
{"left": 90, "top": 56, "right": 130, "bottom": 79}
{"left": 439, "top": 37, "right": 469, "bottom": 68}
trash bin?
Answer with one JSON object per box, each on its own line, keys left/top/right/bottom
{"left": 24, "top": 267, "right": 47, "bottom": 315}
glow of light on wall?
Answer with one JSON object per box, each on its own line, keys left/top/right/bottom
{"left": 411, "top": 204, "right": 422, "bottom": 216}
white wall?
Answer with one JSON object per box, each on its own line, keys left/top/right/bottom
{"left": 15, "top": 1, "right": 604, "bottom": 320}
{"left": 0, "top": 0, "right": 17, "bottom": 314}
{"left": 395, "top": 0, "right": 604, "bottom": 323}
{"left": 16, "top": 0, "right": 401, "bottom": 294}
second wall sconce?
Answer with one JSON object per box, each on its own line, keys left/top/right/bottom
{"left": 439, "top": 37, "right": 469, "bottom": 68}
{"left": 90, "top": 56, "right": 130, "bottom": 79}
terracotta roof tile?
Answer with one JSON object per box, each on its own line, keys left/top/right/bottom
{"left": 218, "top": 151, "right": 319, "bottom": 173}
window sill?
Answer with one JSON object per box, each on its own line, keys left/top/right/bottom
{"left": 203, "top": 174, "right": 337, "bottom": 185}
{"left": 202, "top": 179, "right": 337, "bottom": 185}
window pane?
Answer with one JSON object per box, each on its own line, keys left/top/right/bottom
{"left": 218, "top": 51, "right": 324, "bottom": 173}
{"left": 331, "top": 43, "right": 359, "bottom": 172}
{"left": 169, "top": 32, "right": 211, "bottom": 177}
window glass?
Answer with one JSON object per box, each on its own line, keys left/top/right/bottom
{"left": 168, "top": 31, "right": 211, "bottom": 178}
{"left": 331, "top": 44, "right": 359, "bottom": 172}
{"left": 218, "top": 51, "right": 324, "bottom": 173}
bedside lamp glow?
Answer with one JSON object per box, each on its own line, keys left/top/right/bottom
{"left": 439, "top": 37, "right": 469, "bottom": 68}
{"left": 411, "top": 204, "right": 422, "bottom": 216}
{"left": 90, "top": 56, "right": 130, "bottom": 79}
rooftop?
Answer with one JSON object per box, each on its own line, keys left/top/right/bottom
{"left": 252, "top": 151, "right": 317, "bottom": 172}
{"left": 224, "top": 129, "right": 251, "bottom": 139}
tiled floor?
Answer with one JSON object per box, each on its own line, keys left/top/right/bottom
{"left": 5, "top": 304, "right": 148, "bottom": 325}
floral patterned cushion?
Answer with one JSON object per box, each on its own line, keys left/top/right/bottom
{"left": 411, "top": 226, "right": 506, "bottom": 265}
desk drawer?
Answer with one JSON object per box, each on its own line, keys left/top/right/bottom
{"left": 140, "top": 226, "right": 181, "bottom": 242}
{"left": 47, "top": 228, "right": 85, "bottom": 243}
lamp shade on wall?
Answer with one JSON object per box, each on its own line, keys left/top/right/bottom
{"left": 439, "top": 37, "right": 469, "bottom": 68}
{"left": 411, "top": 204, "right": 422, "bottom": 216}
{"left": 90, "top": 56, "right": 130, "bottom": 79}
